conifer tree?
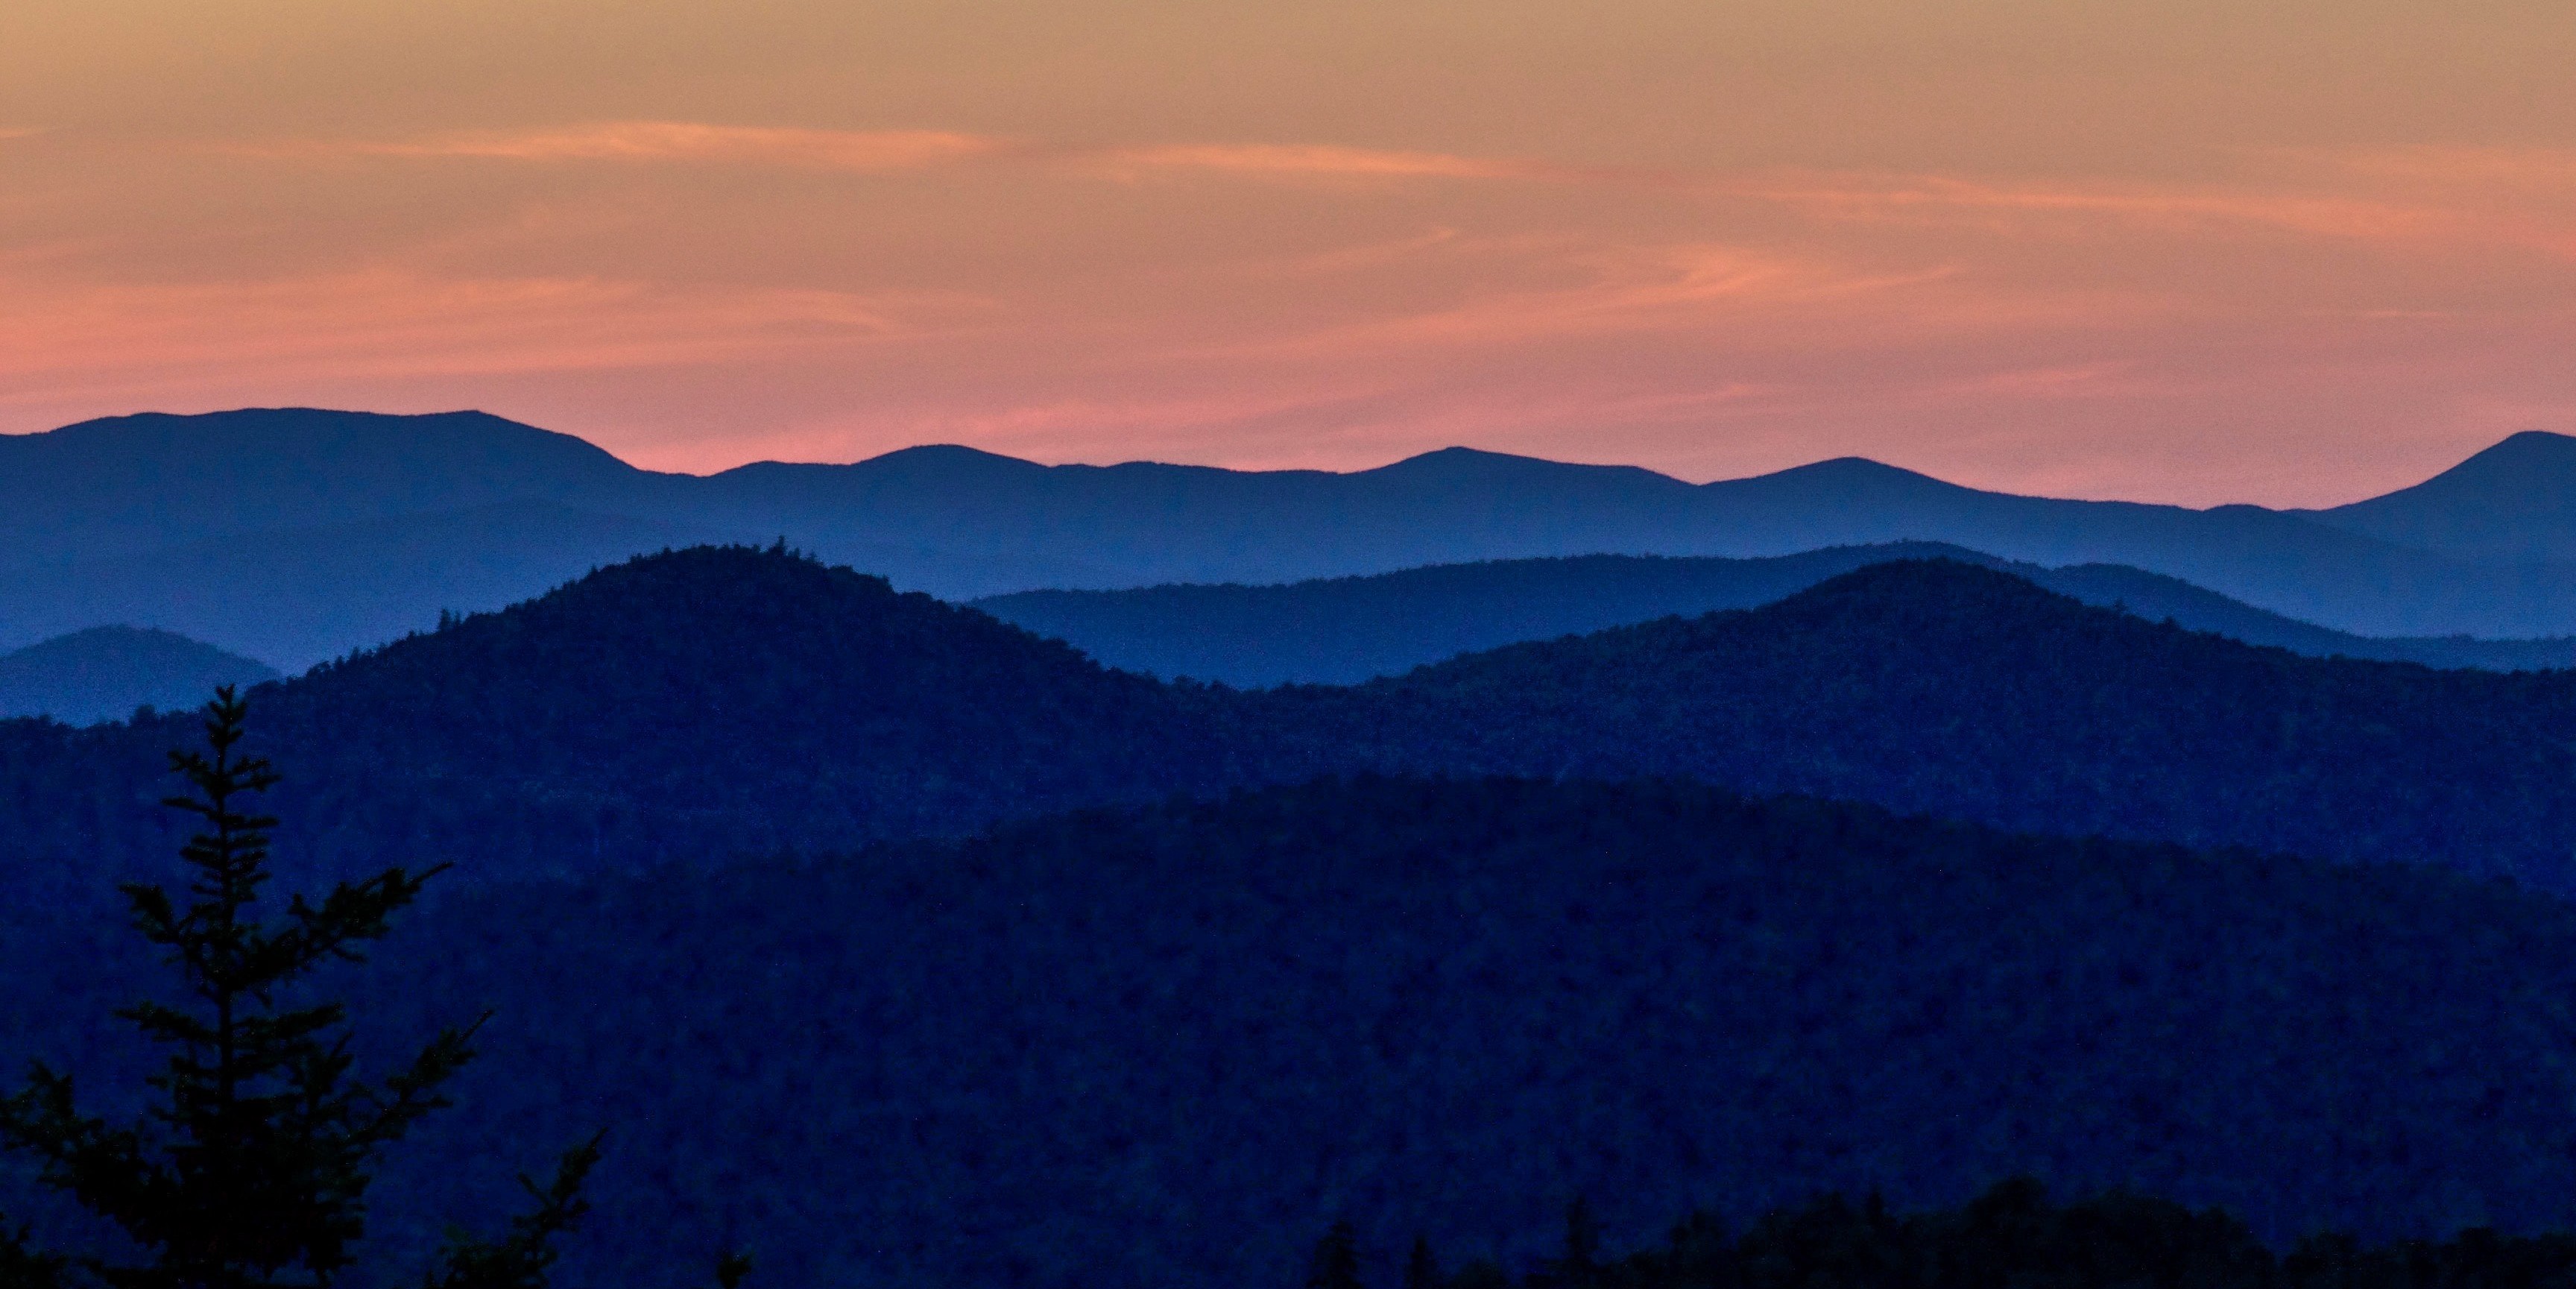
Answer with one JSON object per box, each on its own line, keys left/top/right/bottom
{"left": 1546, "top": 1198, "right": 1600, "bottom": 1289}
{"left": 0, "top": 687, "right": 744, "bottom": 1289}
{"left": 1305, "top": 1220, "right": 1363, "bottom": 1289}
{"left": 1401, "top": 1235, "right": 1441, "bottom": 1289}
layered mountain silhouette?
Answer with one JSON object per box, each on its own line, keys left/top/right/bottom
{"left": 0, "top": 546, "right": 1229, "bottom": 886}
{"left": 0, "top": 501, "right": 725, "bottom": 667}
{"left": 0, "top": 626, "right": 279, "bottom": 725}
{"left": 8, "top": 546, "right": 2576, "bottom": 892}
{"left": 979, "top": 546, "right": 2576, "bottom": 686}
{"left": 12, "top": 408, "right": 2576, "bottom": 664}
{"left": 13, "top": 778, "right": 2576, "bottom": 1288}
{"left": 2306, "top": 429, "right": 2576, "bottom": 560}
{"left": 1239, "top": 559, "right": 2576, "bottom": 883}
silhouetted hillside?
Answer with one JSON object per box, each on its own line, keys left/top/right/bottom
{"left": 979, "top": 548, "right": 2576, "bottom": 685}
{"left": 15, "top": 778, "right": 2576, "bottom": 1287}
{"left": 0, "top": 546, "right": 1230, "bottom": 885}
{"left": 1238, "top": 560, "right": 2576, "bottom": 886}
{"left": 10, "top": 549, "right": 2576, "bottom": 891}
{"left": 0, "top": 626, "right": 279, "bottom": 725}
{"left": 0, "top": 501, "right": 730, "bottom": 666}
{"left": 19, "top": 408, "right": 2576, "bottom": 656}
{"left": 0, "top": 408, "right": 656, "bottom": 566}
{"left": 2313, "top": 429, "right": 2576, "bottom": 560}
{"left": 2018, "top": 562, "right": 2576, "bottom": 670}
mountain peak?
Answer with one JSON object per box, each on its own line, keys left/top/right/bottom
{"left": 1365, "top": 445, "right": 1685, "bottom": 485}
{"left": 0, "top": 407, "right": 652, "bottom": 570}
{"left": 2402, "top": 429, "right": 2576, "bottom": 485}
{"left": 1755, "top": 455, "right": 1954, "bottom": 485}
{"left": 268, "top": 544, "right": 1222, "bottom": 858}
{"left": 30, "top": 406, "right": 616, "bottom": 458}
{"left": 0, "top": 624, "right": 279, "bottom": 725}
{"left": 2314, "top": 429, "right": 2576, "bottom": 558}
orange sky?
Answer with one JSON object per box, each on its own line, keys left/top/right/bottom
{"left": 3, "top": 0, "right": 2572, "bottom": 505}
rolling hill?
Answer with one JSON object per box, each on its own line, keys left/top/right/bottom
{"left": 2309, "top": 429, "right": 2576, "bottom": 561}
{"left": 1237, "top": 559, "right": 2576, "bottom": 886}
{"left": 976, "top": 547, "right": 2576, "bottom": 686}
{"left": 9, "top": 547, "right": 2576, "bottom": 895}
{"left": 0, "top": 626, "right": 280, "bottom": 725}
{"left": 0, "top": 500, "right": 727, "bottom": 669}
{"left": 0, "top": 546, "right": 1231, "bottom": 887}
{"left": 0, "top": 408, "right": 657, "bottom": 566}
{"left": 14, "top": 409, "right": 2576, "bottom": 662}
{"left": 14, "top": 778, "right": 2576, "bottom": 1287}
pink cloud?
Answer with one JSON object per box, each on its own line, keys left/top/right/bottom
{"left": 0, "top": 268, "right": 992, "bottom": 415}
{"left": 262, "top": 122, "right": 1018, "bottom": 172}
{"left": 1224, "top": 242, "right": 1969, "bottom": 359}
{"left": 1094, "top": 142, "right": 1559, "bottom": 182}
{"left": 242, "top": 121, "right": 1655, "bottom": 191}
{"left": 2317, "top": 145, "right": 2576, "bottom": 189}
{"left": 1750, "top": 173, "right": 2452, "bottom": 243}
{"left": 1744, "top": 163, "right": 2576, "bottom": 265}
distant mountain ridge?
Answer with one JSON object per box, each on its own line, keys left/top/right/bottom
{"left": 10, "top": 409, "right": 2576, "bottom": 664}
{"left": 976, "top": 546, "right": 2576, "bottom": 686}
{"left": 0, "top": 409, "right": 650, "bottom": 567}
{"left": 2308, "top": 430, "right": 2576, "bottom": 560}
{"left": 0, "top": 626, "right": 279, "bottom": 725}
{"left": 9, "top": 547, "right": 2576, "bottom": 893}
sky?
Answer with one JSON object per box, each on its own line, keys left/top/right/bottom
{"left": 2, "top": 1, "right": 2572, "bottom": 506}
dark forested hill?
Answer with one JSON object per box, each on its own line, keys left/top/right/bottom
{"left": 1237, "top": 560, "right": 2576, "bottom": 887}
{"left": 0, "top": 625, "right": 278, "bottom": 724}
{"left": 9, "top": 548, "right": 2576, "bottom": 893}
{"left": 0, "top": 546, "right": 1229, "bottom": 886}
{"left": 14, "top": 778, "right": 2576, "bottom": 1288}
{"left": 976, "top": 547, "right": 2576, "bottom": 685}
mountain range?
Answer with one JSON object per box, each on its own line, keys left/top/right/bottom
{"left": 10, "top": 542, "right": 2576, "bottom": 1285}
{"left": 9, "top": 546, "right": 2576, "bottom": 895}
{"left": 978, "top": 546, "right": 2576, "bottom": 687}
{"left": 0, "top": 626, "right": 277, "bottom": 725}
{"left": 11, "top": 409, "right": 2576, "bottom": 666}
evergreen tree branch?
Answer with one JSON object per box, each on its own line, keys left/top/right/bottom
{"left": 0, "top": 1219, "right": 66, "bottom": 1289}
{"left": 420, "top": 1135, "right": 603, "bottom": 1289}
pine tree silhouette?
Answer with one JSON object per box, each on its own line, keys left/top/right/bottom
{"left": 1306, "top": 1219, "right": 1363, "bottom": 1289}
{"left": 1402, "top": 1235, "right": 1440, "bottom": 1289}
{"left": 1547, "top": 1197, "right": 1600, "bottom": 1289}
{"left": 0, "top": 687, "right": 748, "bottom": 1289}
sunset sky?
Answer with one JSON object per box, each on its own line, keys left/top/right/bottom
{"left": 4, "top": 1, "right": 2572, "bottom": 505}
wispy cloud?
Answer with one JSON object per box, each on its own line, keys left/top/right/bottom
{"left": 253, "top": 122, "right": 1018, "bottom": 172}
{"left": 1934, "top": 362, "right": 2149, "bottom": 400}
{"left": 1229, "top": 242, "right": 1960, "bottom": 357}
{"left": 240, "top": 120, "right": 1650, "bottom": 190}
{"left": 1095, "top": 142, "right": 1559, "bottom": 182}
{"left": 250, "top": 124, "right": 2576, "bottom": 265}
{"left": 1750, "top": 173, "right": 2450, "bottom": 244}
{"left": 0, "top": 268, "right": 992, "bottom": 409}
{"left": 1739, "top": 162, "right": 2576, "bottom": 268}
{"left": 2313, "top": 145, "right": 2576, "bottom": 189}
{"left": 0, "top": 127, "right": 47, "bottom": 142}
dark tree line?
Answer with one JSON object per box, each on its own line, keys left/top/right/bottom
{"left": 1316, "top": 1179, "right": 2576, "bottom": 1289}
{"left": 18, "top": 766, "right": 2576, "bottom": 1285}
